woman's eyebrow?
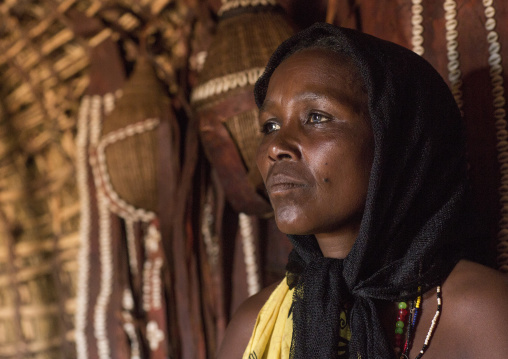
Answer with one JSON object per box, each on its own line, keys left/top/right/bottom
{"left": 259, "top": 92, "right": 326, "bottom": 113}
{"left": 259, "top": 91, "right": 353, "bottom": 114}
{"left": 258, "top": 100, "right": 273, "bottom": 114}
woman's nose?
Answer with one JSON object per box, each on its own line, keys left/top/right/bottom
{"left": 267, "top": 127, "right": 301, "bottom": 162}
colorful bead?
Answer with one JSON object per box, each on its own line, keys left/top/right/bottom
{"left": 395, "top": 301, "right": 409, "bottom": 355}
{"left": 398, "top": 308, "right": 408, "bottom": 319}
{"left": 415, "top": 286, "right": 442, "bottom": 359}
{"left": 394, "top": 333, "right": 403, "bottom": 346}
{"left": 415, "top": 287, "right": 422, "bottom": 309}
{"left": 412, "top": 308, "right": 420, "bottom": 327}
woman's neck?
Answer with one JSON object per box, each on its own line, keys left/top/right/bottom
{"left": 314, "top": 226, "right": 359, "bottom": 259}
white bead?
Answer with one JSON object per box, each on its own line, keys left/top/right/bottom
{"left": 485, "top": 6, "right": 495, "bottom": 18}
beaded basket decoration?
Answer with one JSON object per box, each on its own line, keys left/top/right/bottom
{"left": 0, "top": 1, "right": 199, "bottom": 358}
{"left": 98, "top": 56, "right": 171, "bottom": 217}
{"left": 191, "top": 0, "right": 293, "bottom": 217}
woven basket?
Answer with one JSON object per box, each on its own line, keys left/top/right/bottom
{"left": 192, "top": 2, "right": 293, "bottom": 216}
{"left": 101, "top": 56, "right": 171, "bottom": 213}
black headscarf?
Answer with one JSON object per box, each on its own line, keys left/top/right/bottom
{"left": 254, "top": 23, "right": 480, "bottom": 358}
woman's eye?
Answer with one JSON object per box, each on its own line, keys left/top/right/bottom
{"left": 308, "top": 113, "right": 331, "bottom": 124}
{"left": 260, "top": 121, "right": 280, "bottom": 134}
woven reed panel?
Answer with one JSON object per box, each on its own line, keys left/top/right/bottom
{"left": 0, "top": 0, "right": 202, "bottom": 357}
{"left": 0, "top": 2, "right": 85, "bottom": 357}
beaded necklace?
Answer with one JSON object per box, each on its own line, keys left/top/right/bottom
{"left": 394, "top": 286, "right": 442, "bottom": 359}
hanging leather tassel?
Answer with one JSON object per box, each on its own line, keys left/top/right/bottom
{"left": 326, "top": 0, "right": 338, "bottom": 24}
{"left": 74, "top": 18, "right": 128, "bottom": 359}
{"left": 97, "top": 33, "right": 183, "bottom": 358}
{"left": 160, "top": 91, "right": 207, "bottom": 359}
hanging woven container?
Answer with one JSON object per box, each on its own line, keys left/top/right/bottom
{"left": 98, "top": 54, "right": 178, "bottom": 217}
{"left": 191, "top": 0, "right": 293, "bottom": 217}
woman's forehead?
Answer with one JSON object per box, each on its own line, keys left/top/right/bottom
{"left": 279, "top": 47, "right": 357, "bottom": 72}
{"left": 264, "top": 48, "right": 367, "bottom": 112}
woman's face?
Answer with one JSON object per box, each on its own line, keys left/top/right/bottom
{"left": 256, "top": 48, "right": 374, "bottom": 245}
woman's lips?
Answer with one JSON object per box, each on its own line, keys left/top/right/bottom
{"left": 265, "top": 170, "right": 309, "bottom": 195}
{"left": 268, "top": 181, "right": 307, "bottom": 194}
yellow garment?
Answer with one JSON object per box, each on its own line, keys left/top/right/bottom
{"left": 243, "top": 279, "right": 351, "bottom": 359}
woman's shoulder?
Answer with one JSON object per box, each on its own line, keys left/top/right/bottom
{"left": 444, "top": 259, "right": 508, "bottom": 304}
{"left": 439, "top": 259, "right": 508, "bottom": 357}
{"left": 216, "top": 280, "right": 281, "bottom": 359}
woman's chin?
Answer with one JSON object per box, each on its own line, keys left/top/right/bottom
{"left": 274, "top": 216, "right": 312, "bottom": 236}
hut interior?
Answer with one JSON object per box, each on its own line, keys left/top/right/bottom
{"left": 0, "top": 0, "right": 506, "bottom": 358}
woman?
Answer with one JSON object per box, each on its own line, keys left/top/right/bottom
{"left": 218, "top": 23, "right": 508, "bottom": 358}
